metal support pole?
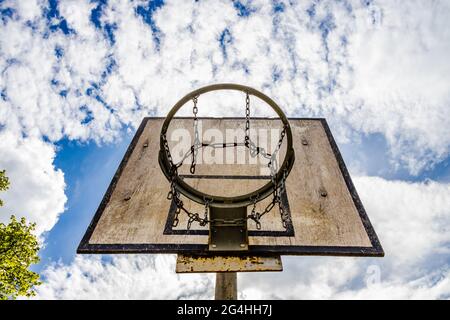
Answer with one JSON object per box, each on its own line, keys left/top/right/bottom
{"left": 215, "top": 272, "right": 237, "bottom": 300}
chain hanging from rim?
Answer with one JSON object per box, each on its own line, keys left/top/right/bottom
{"left": 161, "top": 92, "right": 290, "bottom": 230}
{"left": 190, "top": 95, "right": 200, "bottom": 174}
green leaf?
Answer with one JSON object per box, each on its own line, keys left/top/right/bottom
{"left": 0, "top": 214, "right": 41, "bottom": 300}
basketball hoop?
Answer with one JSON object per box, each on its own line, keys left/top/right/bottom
{"left": 158, "top": 83, "right": 295, "bottom": 251}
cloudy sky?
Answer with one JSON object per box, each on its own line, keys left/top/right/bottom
{"left": 0, "top": 0, "right": 449, "bottom": 299}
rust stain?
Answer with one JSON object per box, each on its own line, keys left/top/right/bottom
{"left": 176, "top": 254, "right": 283, "bottom": 273}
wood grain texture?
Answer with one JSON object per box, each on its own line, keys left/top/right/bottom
{"left": 84, "top": 118, "right": 378, "bottom": 255}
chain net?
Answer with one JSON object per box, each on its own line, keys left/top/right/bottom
{"left": 162, "top": 92, "right": 290, "bottom": 230}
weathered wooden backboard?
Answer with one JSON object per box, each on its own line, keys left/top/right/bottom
{"left": 77, "top": 117, "right": 383, "bottom": 257}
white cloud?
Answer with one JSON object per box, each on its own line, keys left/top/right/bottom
{"left": 1, "top": 0, "right": 449, "bottom": 173}
{"left": 0, "top": 0, "right": 120, "bottom": 143}
{"left": 335, "top": 268, "right": 450, "bottom": 300}
{"left": 346, "top": 0, "right": 450, "bottom": 174}
{"left": 354, "top": 176, "right": 450, "bottom": 267}
{"left": 36, "top": 255, "right": 213, "bottom": 300}
{"left": 241, "top": 260, "right": 450, "bottom": 300}
{"left": 0, "top": 131, "right": 66, "bottom": 237}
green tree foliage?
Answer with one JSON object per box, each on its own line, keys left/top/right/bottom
{"left": 0, "top": 170, "right": 41, "bottom": 300}
{"left": 0, "top": 170, "right": 9, "bottom": 206}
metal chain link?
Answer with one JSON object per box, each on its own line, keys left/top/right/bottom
{"left": 247, "top": 165, "right": 289, "bottom": 230}
{"left": 245, "top": 92, "right": 250, "bottom": 147}
{"left": 269, "top": 127, "right": 286, "bottom": 183}
{"left": 170, "top": 181, "right": 210, "bottom": 230}
{"left": 190, "top": 95, "right": 200, "bottom": 174}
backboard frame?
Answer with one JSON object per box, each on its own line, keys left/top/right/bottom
{"left": 77, "top": 117, "right": 384, "bottom": 257}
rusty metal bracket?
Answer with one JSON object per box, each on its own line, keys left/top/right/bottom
{"left": 209, "top": 206, "right": 248, "bottom": 251}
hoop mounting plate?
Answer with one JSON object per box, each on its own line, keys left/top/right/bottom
{"left": 209, "top": 206, "right": 248, "bottom": 251}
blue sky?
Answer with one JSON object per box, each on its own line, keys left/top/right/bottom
{"left": 1, "top": 0, "right": 450, "bottom": 299}
{"left": 35, "top": 135, "right": 131, "bottom": 271}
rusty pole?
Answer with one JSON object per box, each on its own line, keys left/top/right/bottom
{"left": 215, "top": 272, "right": 237, "bottom": 300}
